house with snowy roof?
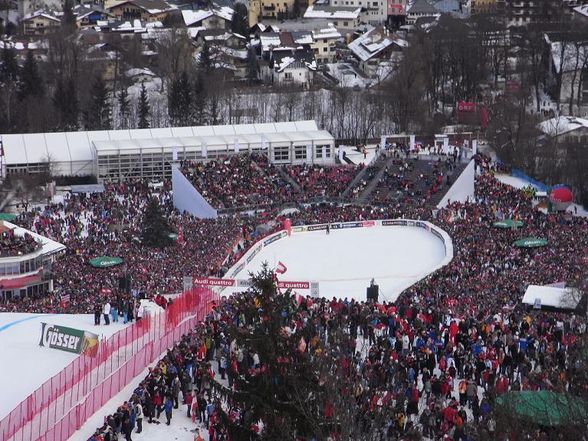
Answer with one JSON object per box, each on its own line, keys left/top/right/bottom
{"left": 181, "top": 7, "right": 234, "bottom": 30}
{"left": 73, "top": 4, "right": 114, "bottom": 28}
{"left": 538, "top": 116, "right": 588, "bottom": 146}
{"left": 303, "top": 5, "right": 362, "bottom": 29}
{"left": 348, "top": 25, "right": 407, "bottom": 76}
{"left": 262, "top": 46, "right": 317, "bottom": 87}
{"left": 21, "top": 10, "right": 60, "bottom": 36}
{"left": 105, "top": 0, "right": 177, "bottom": 23}
{"left": 311, "top": 24, "right": 342, "bottom": 64}
{"left": 406, "top": 0, "right": 440, "bottom": 24}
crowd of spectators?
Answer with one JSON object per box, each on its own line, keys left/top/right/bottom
{"left": 0, "top": 228, "right": 41, "bottom": 257}
{"left": 181, "top": 155, "right": 296, "bottom": 209}
{"left": 86, "top": 154, "right": 587, "bottom": 441}
{"left": 286, "top": 164, "right": 362, "bottom": 200}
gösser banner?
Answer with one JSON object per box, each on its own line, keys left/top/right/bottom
{"left": 39, "top": 323, "right": 99, "bottom": 355}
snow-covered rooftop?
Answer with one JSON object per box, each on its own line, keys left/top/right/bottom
{"left": 538, "top": 116, "right": 588, "bottom": 137}
{"left": 182, "top": 6, "right": 233, "bottom": 26}
{"left": 348, "top": 26, "right": 407, "bottom": 62}
{"left": 304, "top": 5, "right": 361, "bottom": 20}
{"left": 22, "top": 10, "right": 60, "bottom": 22}
{"left": 312, "top": 25, "right": 341, "bottom": 40}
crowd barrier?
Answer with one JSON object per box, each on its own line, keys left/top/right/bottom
{"left": 1, "top": 286, "right": 217, "bottom": 441}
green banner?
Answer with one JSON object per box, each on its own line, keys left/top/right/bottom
{"left": 513, "top": 237, "right": 548, "bottom": 248}
{"left": 0, "top": 213, "right": 17, "bottom": 222}
{"left": 493, "top": 219, "right": 523, "bottom": 229}
{"left": 39, "top": 322, "right": 100, "bottom": 354}
{"left": 89, "top": 256, "right": 123, "bottom": 268}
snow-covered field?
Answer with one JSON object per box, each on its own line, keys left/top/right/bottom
{"left": 226, "top": 225, "right": 448, "bottom": 303}
{"left": 0, "top": 313, "right": 128, "bottom": 419}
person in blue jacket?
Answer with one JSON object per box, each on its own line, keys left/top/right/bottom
{"left": 164, "top": 396, "right": 173, "bottom": 426}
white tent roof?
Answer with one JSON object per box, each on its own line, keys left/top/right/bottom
{"left": 2, "top": 121, "right": 323, "bottom": 165}
{"left": 522, "top": 284, "right": 581, "bottom": 310}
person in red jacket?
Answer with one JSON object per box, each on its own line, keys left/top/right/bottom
{"left": 184, "top": 390, "right": 193, "bottom": 418}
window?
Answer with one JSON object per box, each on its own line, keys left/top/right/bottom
{"left": 274, "top": 145, "right": 290, "bottom": 161}
{"left": 284, "top": 72, "right": 292, "bottom": 79}
{"left": 343, "top": 21, "right": 348, "bottom": 26}
{"left": 316, "top": 144, "right": 331, "bottom": 159}
{"left": 294, "top": 145, "right": 307, "bottom": 160}
{"left": 323, "top": 47, "right": 328, "bottom": 52}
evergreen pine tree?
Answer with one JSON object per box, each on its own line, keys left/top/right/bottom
{"left": 192, "top": 73, "right": 207, "bottom": 125}
{"left": 118, "top": 87, "right": 130, "bottom": 129}
{"left": 141, "top": 197, "right": 174, "bottom": 247}
{"left": 53, "top": 77, "right": 79, "bottom": 130}
{"left": 199, "top": 42, "right": 212, "bottom": 71}
{"left": 61, "top": 0, "right": 77, "bottom": 34}
{"left": 0, "top": 48, "right": 18, "bottom": 84}
{"left": 246, "top": 46, "right": 259, "bottom": 84}
{"left": 212, "top": 265, "right": 378, "bottom": 440}
{"left": 231, "top": 3, "right": 249, "bottom": 37}
{"left": 85, "top": 75, "right": 111, "bottom": 130}
{"left": 18, "top": 51, "right": 44, "bottom": 99}
{"left": 137, "top": 82, "right": 150, "bottom": 129}
{"left": 168, "top": 71, "right": 192, "bottom": 126}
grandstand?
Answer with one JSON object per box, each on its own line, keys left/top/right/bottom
{"left": 0, "top": 121, "right": 335, "bottom": 181}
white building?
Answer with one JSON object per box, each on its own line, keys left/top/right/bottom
{"left": 0, "top": 121, "right": 335, "bottom": 181}
{"left": 0, "top": 221, "right": 65, "bottom": 300}
{"left": 303, "top": 5, "right": 362, "bottom": 29}
{"left": 330, "top": 0, "right": 388, "bottom": 23}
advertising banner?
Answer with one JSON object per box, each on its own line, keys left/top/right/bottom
{"left": 39, "top": 323, "right": 99, "bottom": 355}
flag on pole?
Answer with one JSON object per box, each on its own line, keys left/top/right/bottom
{"left": 275, "top": 261, "right": 287, "bottom": 274}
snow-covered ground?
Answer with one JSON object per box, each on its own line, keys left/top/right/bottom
{"left": 225, "top": 226, "right": 447, "bottom": 303}
{"left": 339, "top": 144, "right": 379, "bottom": 165}
{"left": 0, "top": 313, "right": 128, "bottom": 418}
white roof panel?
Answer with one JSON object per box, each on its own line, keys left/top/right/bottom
{"left": 233, "top": 124, "right": 257, "bottom": 135}
{"left": 295, "top": 120, "right": 319, "bottom": 131}
{"left": 192, "top": 126, "right": 216, "bottom": 136}
{"left": 23, "top": 133, "right": 49, "bottom": 163}
{"left": 149, "top": 128, "right": 173, "bottom": 138}
{"left": 128, "top": 129, "right": 154, "bottom": 139}
{"left": 171, "top": 127, "right": 195, "bottom": 137}
{"left": 264, "top": 132, "right": 292, "bottom": 143}
{"left": 3, "top": 134, "right": 28, "bottom": 164}
{"left": 253, "top": 123, "right": 278, "bottom": 133}
{"left": 87, "top": 131, "right": 111, "bottom": 143}
{"left": 211, "top": 125, "right": 236, "bottom": 136}
{"left": 65, "top": 132, "right": 94, "bottom": 161}
{"left": 522, "top": 284, "right": 581, "bottom": 310}
{"left": 43, "top": 133, "right": 71, "bottom": 162}
{"left": 274, "top": 122, "right": 298, "bottom": 132}
{"left": 107, "top": 130, "right": 132, "bottom": 141}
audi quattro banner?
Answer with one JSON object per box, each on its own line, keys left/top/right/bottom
{"left": 39, "top": 323, "right": 100, "bottom": 354}
{"left": 193, "top": 277, "right": 317, "bottom": 293}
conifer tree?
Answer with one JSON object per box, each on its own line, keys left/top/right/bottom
{"left": 141, "top": 197, "right": 174, "bottom": 247}
{"left": 118, "top": 87, "right": 130, "bottom": 129}
{"left": 53, "top": 77, "right": 79, "bottom": 130}
{"left": 19, "top": 51, "right": 44, "bottom": 99}
{"left": 137, "top": 82, "right": 150, "bottom": 129}
{"left": 85, "top": 75, "right": 111, "bottom": 130}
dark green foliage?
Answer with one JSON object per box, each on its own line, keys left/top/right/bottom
{"left": 168, "top": 71, "right": 192, "bottom": 126}
{"left": 53, "top": 77, "right": 79, "bottom": 130}
{"left": 118, "top": 87, "right": 130, "bottom": 129}
{"left": 19, "top": 51, "right": 44, "bottom": 99}
{"left": 85, "top": 75, "right": 111, "bottom": 130}
{"left": 199, "top": 42, "right": 212, "bottom": 71}
{"left": 0, "top": 48, "right": 18, "bottom": 84}
{"left": 231, "top": 3, "right": 249, "bottom": 37}
{"left": 141, "top": 197, "right": 174, "bottom": 247}
{"left": 137, "top": 82, "right": 150, "bottom": 129}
